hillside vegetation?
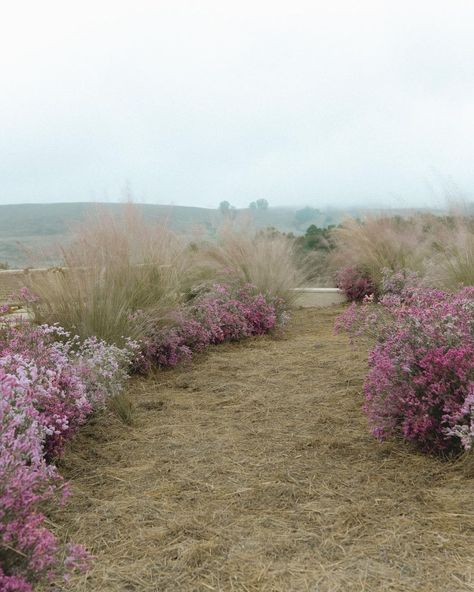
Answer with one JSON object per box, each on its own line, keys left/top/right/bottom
{"left": 0, "top": 203, "right": 316, "bottom": 267}
{"left": 0, "top": 202, "right": 444, "bottom": 268}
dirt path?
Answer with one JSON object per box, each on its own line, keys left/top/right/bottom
{"left": 56, "top": 308, "right": 474, "bottom": 592}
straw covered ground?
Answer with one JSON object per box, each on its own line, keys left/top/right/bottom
{"left": 54, "top": 307, "right": 474, "bottom": 591}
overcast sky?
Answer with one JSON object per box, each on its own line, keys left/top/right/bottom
{"left": 1, "top": 1, "right": 474, "bottom": 209}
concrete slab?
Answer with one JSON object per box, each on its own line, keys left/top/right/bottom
{"left": 293, "top": 287, "right": 347, "bottom": 308}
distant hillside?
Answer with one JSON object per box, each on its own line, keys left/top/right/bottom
{"left": 0, "top": 202, "right": 446, "bottom": 268}
{"left": 0, "top": 202, "right": 331, "bottom": 268}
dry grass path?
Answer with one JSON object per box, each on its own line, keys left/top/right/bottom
{"left": 56, "top": 308, "right": 474, "bottom": 591}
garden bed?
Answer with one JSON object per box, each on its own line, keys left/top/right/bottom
{"left": 52, "top": 308, "right": 474, "bottom": 592}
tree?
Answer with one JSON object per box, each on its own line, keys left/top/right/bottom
{"left": 219, "top": 200, "right": 231, "bottom": 214}
{"left": 255, "top": 198, "right": 269, "bottom": 210}
{"left": 249, "top": 201, "right": 257, "bottom": 210}
{"left": 302, "top": 224, "right": 336, "bottom": 251}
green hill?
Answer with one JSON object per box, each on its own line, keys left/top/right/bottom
{"left": 0, "top": 202, "right": 446, "bottom": 268}
{"left": 0, "top": 202, "right": 332, "bottom": 268}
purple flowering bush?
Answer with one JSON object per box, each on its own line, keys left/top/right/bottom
{"left": 140, "top": 283, "right": 286, "bottom": 370}
{"left": 379, "top": 268, "right": 421, "bottom": 298}
{"left": 0, "top": 280, "right": 290, "bottom": 587}
{"left": 0, "top": 324, "right": 91, "bottom": 460}
{"left": 0, "top": 323, "right": 137, "bottom": 457}
{"left": 335, "top": 266, "right": 376, "bottom": 302}
{"left": 336, "top": 278, "right": 474, "bottom": 454}
{"left": 0, "top": 368, "right": 90, "bottom": 591}
{"left": 0, "top": 316, "right": 136, "bottom": 589}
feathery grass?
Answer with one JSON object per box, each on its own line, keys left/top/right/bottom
{"left": 28, "top": 204, "right": 191, "bottom": 344}
{"left": 203, "top": 224, "right": 303, "bottom": 305}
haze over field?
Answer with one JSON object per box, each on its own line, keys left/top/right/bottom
{"left": 0, "top": 202, "right": 337, "bottom": 267}
{"left": 1, "top": 1, "right": 474, "bottom": 209}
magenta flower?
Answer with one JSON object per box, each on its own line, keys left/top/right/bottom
{"left": 336, "top": 273, "right": 474, "bottom": 454}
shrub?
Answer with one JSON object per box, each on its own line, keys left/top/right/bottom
{"left": 379, "top": 267, "right": 421, "bottom": 297}
{"left": 300, "top": 224, "right": 335, "bottom": 252}
{"left": 0, "top": 325, "right": 91, "bottom": 459}
{"left": 330, "top": 211, "right": 474, "bottom": 292}
{"left": 429, "top": 214, "right": 474, "bottom": 290}
{"left": 140, "top": 283, "right": 285, "bottom": 370}
{"left": 0, "top": 321, "right": 137, "bottom": 457}
{"left": 27, "top": 204, "right": 191, "bottom": 345}
{"left": 0, "top": 318, "right": 135, "bottom": 588}
{"left": 336, "top": 277, "right": 474, "bottom": 454}
{"left": 330, "top": 215, "right": 431, "bottom": 289}
{"left": 71, "top": 335, "right": 140, "bottom": 410}
{"left": 335, "top": 266, "right": 376, "bottom": 302}
{"left": 0, "top": 370, "right": 90, "bottom": 590}
{"left": 0, "top": 272, "right": 293, "bottom": 586}
{"left": 203, "top": 225, "right": 302, "bottom": 305}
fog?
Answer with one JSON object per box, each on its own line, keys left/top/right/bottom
{"left": 1, "top": 0, "right": 474, "bottom": 209}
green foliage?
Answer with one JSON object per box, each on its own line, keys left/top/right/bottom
{"left": 219, "top": 201, "right": 238, "bottom": 219}
{"left": 249, "top": 199, "right": 268, "bottom": 210}
{"left": 2, "top": 203, "right": 460, "bottom": 270}
{"left": 255, "top": 198, "right": 269, "bottom": 210}
{"left": 301, "top": 224, "right": 336, "bottom": 251}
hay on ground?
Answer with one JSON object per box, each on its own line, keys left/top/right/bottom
{"left": 52, "top": 308, "right": 474, "bottom": 592}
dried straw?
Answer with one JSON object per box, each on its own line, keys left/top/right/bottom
{"left": 51, "top": 308, "right": 474, "bottom": 592}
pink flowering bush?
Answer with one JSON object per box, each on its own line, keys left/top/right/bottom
{"left": 379, "top": 268, "right": 421, "bottom": 298}
{"left": 335, "top": 266, "right": 376, "bottom": 302}
{"left": 0, "top": 370, "right": 90, "bottom": 590}
{"left": 0, "top": 315, "right": 136, "bottom": 589}
{"left": 336, "top": 276, "right": 474, "bottom": 454}
{"left": 69, "top": 335, "right": 140, "bottom": 410}
{"left": 140, "top": 283, "right": 286, "bottom": 370}
{"left": 0, "top": 280, "right": 289, "bottom": 587}
{"left": 0, "top": 324, "right": 91, "bottom": 459}
{"left": 0, "top": 323, "right": 137, "bottom": 458}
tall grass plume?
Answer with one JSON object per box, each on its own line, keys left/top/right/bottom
{"left": 203, "top": 224, "right": 303, "bottom": 305}
{"left": 28, "top": 204, "right": 191, "bottom": 344}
